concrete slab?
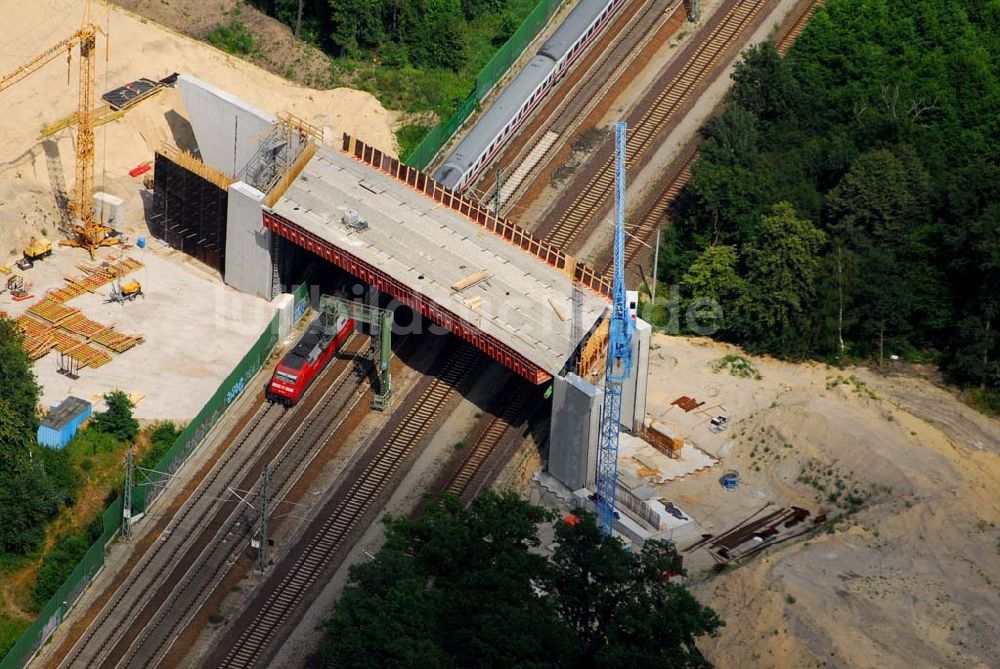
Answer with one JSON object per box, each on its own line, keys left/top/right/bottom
{"left": 269, "top": 145, "right": 608, "bottom": 380}
{"left": 3, "top": 242, "right": 273, "bottom": 421}
{"left": 618, "top": 431, "right": 719, "bottom": 485}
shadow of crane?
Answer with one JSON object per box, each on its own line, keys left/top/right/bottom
{"left": 42, "top": 138, "right": 73, "bottom": 235}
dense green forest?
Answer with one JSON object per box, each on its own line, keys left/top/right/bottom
{"left": 318, "top": 493, "right": 721, "bottom": 668}
{"left": 663, "top": 0, "right": 999, "bottom": 406}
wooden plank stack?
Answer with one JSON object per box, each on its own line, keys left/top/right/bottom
{"left": 11, "top": 255, "right": 144, "bottom": 369}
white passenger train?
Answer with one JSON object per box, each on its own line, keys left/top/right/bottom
{"left": 433, "top": 0, "right": 629, "bottom": 191}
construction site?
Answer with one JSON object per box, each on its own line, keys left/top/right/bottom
{"left": 1, "top": 1, "right": 998, "bottom": 668}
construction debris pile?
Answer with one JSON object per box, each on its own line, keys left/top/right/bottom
{"left": 13, "top": 255, "right": 144, "bottom": 369}
{"left": 686, "top": 505, "right": 817, "bottom": 566}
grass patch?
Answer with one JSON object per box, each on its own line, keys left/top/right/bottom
{"left": 208, "top": 14, "right": 256, "bottom": 56}
{"left": 395, "top": 124, "right": 434, "bottom": 161}
{"left": 0, "top": 613, "right": 30, "bottom": 659}
{"left": 967, "top": 387, "right": 1000, "bottom": 417}
{"left": 712, "top": 354, "right": 761, "bottom": 379}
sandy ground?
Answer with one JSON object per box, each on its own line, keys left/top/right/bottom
{"left": 2, "top": 240, "right": 273, "bottom": 421}
{"left": 0, "top": 0, "right": 395, "bottom": 256}
{"left": 635, "top": 334, "right": 1000, "bottom": 669}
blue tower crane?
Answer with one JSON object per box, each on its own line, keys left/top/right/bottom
{"left": 595, "top": 121, "right": 634, "bottom": 537}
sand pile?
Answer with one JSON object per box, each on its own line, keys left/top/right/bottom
{"left": 641, "top": 335, "right": 1000, "bottom": 668}
{"left": 0, "top": 0, "right": 395, "bottom": 256}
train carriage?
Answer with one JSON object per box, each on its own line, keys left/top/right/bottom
{"left": 434, "top": 0, "right": 628, "bottom": 192}
{"left": 266, "top": 313, "right": 354, "bottom": 406}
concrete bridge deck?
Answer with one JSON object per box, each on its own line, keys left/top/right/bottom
{"left": 264, "top": 142, "right": 609, "bottom": 384}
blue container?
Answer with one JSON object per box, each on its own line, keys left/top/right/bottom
{"left": 37, "top": 396, "right": 92, "bottom": 449}
{"left": 720, "top": 471, "right": 740, "bottom": 491}
{"left": 137, "top": 236, "right": 147, "bottom": 248}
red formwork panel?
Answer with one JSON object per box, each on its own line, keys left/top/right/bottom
{"left": 263, "top": 211, "right": 552, "bottom": 385}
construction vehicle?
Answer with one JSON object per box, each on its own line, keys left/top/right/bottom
{"left": 8, "top": 275, "right": 33, "bottom": 301}
{"left": 23, "top": 237, "right": 53, "bottom": 262}
{"left": 107, "top": 279, "right": 142, "bottom": 303}
{"left": 0, "top": 1, "right": 118, "bottom": 258}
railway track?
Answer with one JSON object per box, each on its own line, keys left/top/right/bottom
{"left": 537, "top": 0, "right": 769, "bottom": 253}
{"left": 58, "top": 335, "right": 368, "bottom": 669}
{"left": 443, "top": 378, "right": 536, "bottom": 502}
{"left": 211, "top": 343, "right": 480, "bottom": 669}
{"left": 601, "top": 143, "right": 697, "bottom": 274}
{"left": 58, "top": 402, "right": 284, "bottom": 668}
{"left": 594, "top": 0, "right": 823, "bottom": 274}
{"left": 111, "top": 339, "right": 372, "bottom": 668}
{"left": 472, "top": 0, "right": 683, "bottom": 207}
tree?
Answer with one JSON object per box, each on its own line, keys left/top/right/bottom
{"left": 403, "top": 0, "right": 467, "bottom": 70}
{"left": 660, "top": 0, "right": 1000, "bottom": 391}
{"left": 548, "top": 513, "right": 721, "bottom": 667}
{"left": 825, "top": 148, "right": 930, "bottom": 252}
{"left": 0, "top": 317, "right": 41, "bottom": 431}
{"left": 90, "top": 391, "right": 139, "bottom": 444}
{"left": 328, "top": 0, "right": 387, "bottom": 53}
{"left": 729, "top": 40, "right": 795, "bottom": 123}
{"left": 681, "top": 245, "right": 745, "bottom": 333}
{"left": 0, "top": 399, "right": 60, "bottom": 555}
{"left": 318, "top": 493, "right": 721, "bottom": 668}
{"left": 734, "top": 203, "right": 826, "bottom": 355}
{"left": 460, "top": 0, "right": 504, "bottom": 20}
{"left": 698, "top": 105, "right": 761, "bottom": 169}
{"left": 0, "top": 320, "right": 68, "bottom": 556}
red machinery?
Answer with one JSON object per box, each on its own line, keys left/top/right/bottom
{"left": 266, "top": 313, "right": 354, "bottom": 406}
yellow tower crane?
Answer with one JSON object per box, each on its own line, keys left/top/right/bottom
{"left": 0, "top": 2, "right": 117, "bottom": 258}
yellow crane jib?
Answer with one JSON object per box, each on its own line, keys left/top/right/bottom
{"left": 0, "top": 13, "right": 115, "bottom": 259}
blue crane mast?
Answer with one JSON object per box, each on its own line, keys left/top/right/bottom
{"left": 595, "top": 121, "right": 634, "bottom": 537}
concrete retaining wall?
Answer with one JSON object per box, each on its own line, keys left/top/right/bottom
{"left": 178, "top": 74, "right": 273, "bottom": 178}
{"left": 548, "top": 373, "right": 600, "bottom": 490}
{"left": 225, "top": 182, "right": 272, "bottom": 298}
{"left": 622, "top": 318, "right": 651, "bottom": 432}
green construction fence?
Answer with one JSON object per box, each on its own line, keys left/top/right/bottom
{"left": 405, "top": 0, "right": 566, "bottom": 170}
{"left": 1, "top": 282, "right": 310, "bottom": 669}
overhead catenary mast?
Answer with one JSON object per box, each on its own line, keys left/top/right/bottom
{"left": 594, "top": 121, "right": 634, "bottom": 537}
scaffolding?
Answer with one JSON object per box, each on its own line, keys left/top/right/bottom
{"left": 240, "top": 112, "right": 321, "bottom": 198}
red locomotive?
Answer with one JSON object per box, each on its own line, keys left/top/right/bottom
{"left": 266, "top": 313, "right": 354, "bottom": 406}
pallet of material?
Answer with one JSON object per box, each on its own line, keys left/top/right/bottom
{"left": 50, "top": 330, "right": 112, "bottom": 368}
{"left": 28, "top": 299, "right": 78, "bottom": 325}
{"left": 643, "top": 421, "right": 684, "bottom": 459}
{"left": 91, "top": 329, "right": 143, "bottom": 353}
{"left": 49, "top": 310, "right": 144, "bottom": 353}
{"left": 102, "top": 77, "right": 162, "bottom": 110}
{"left": 13, "top": 315, "right": 56, "bottom": 360}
